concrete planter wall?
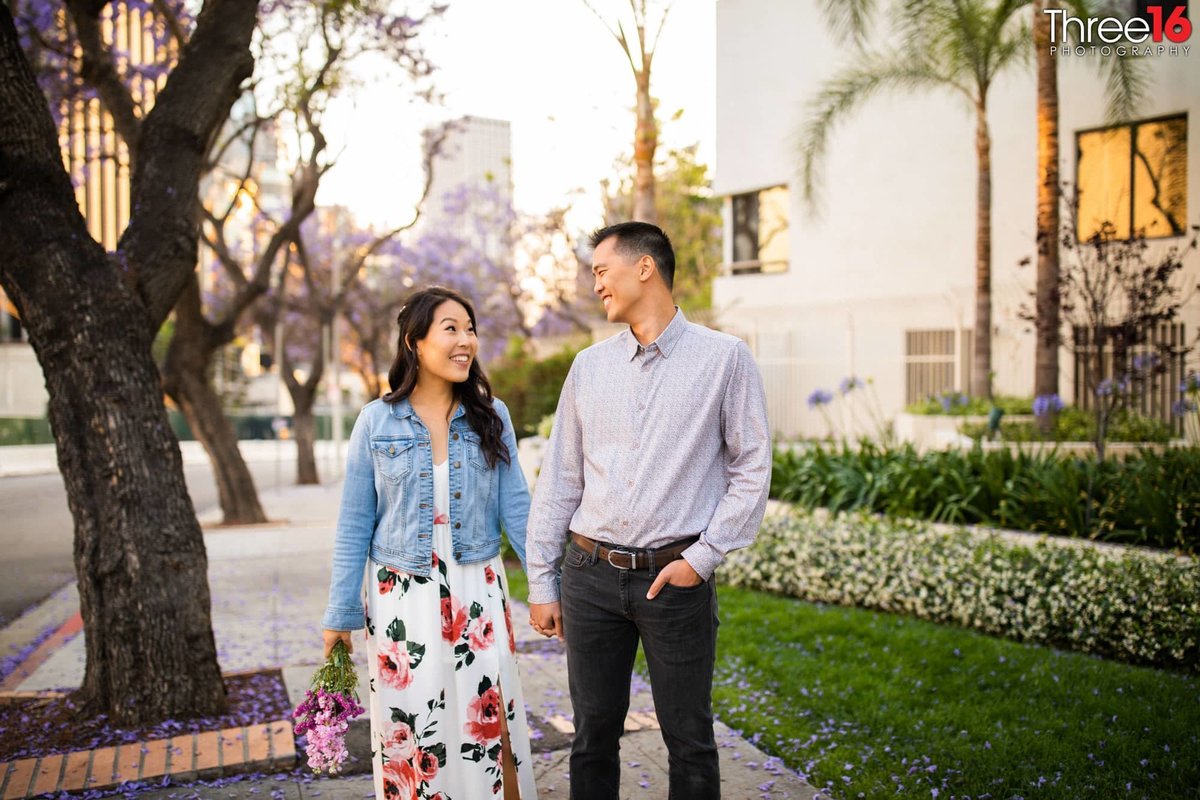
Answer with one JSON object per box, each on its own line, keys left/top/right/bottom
{"left": 979, "top": 440, "right": 1190, "bottom": 460}
{"left": 895, "top": 412, "right": 1035, "bottom": 452}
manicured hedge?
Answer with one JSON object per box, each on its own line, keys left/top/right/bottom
{"left": 722, "top": 510, "right": 1200, "bottom": 671}
{"left": 771, "top": 442, "right": 1200, "bottom": 552}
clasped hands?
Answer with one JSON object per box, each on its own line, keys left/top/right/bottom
{"left": 527, "top": 559, "right": 703, "bottom": 640}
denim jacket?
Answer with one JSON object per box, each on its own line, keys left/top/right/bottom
{"left": 322, "top": 396, "right": 530, "bottom": 631}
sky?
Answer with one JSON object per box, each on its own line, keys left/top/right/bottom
{"left": 317, "top": 0, "right": 717, "bottom": 231}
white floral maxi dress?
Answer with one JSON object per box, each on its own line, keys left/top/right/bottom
{"left": 364, "top": 461, "right": 538, "bottom": 799}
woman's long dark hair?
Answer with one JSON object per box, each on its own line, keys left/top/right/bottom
{"left": 382, "top": 286, "right": 509, "bottom": 469}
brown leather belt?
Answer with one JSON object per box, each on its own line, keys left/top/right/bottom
{"left": 570, "top": 532, "right": 697, "bottom": 571}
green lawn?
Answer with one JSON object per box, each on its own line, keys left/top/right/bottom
{"left": 506, "top": 565, "right": 1200, "bottom": 799}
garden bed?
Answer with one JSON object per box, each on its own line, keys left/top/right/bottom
{"left": 722, "top": 508, "right": 1200, "bottom": 671}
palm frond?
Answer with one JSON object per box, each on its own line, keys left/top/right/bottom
{"left": 797, "top": 54, "right": 951, "bottom": 209}
{"left": 818, "top": 0, "right": 879, "bottom": 47}
{"left": 1100, "top": 52, "right": 1150, "bottom": 124}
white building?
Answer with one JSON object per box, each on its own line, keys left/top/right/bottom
{"left": 711, "top": 0, "right": 1198, "bottom": 439}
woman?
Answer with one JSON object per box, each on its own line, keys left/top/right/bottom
{"left": 322, "top": 286, "right": 538, "bottom": 800}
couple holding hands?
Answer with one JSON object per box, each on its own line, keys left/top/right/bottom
{"left": 321, "top": 221, "right": 771, "bottom": 799}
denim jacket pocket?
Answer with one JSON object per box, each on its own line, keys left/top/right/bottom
{"left": 370, "top": 435, "right": 415, "bottom": 483}
{"left": 463, "top": 431, "right": 488, "bottom": 472}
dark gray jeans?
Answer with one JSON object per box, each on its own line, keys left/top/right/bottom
{"left": 560, "top": 538, "right": 720, "bottom": 800}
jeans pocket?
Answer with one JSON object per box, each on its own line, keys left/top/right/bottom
{"left": 561, "top": 542, "right": 589, "bottom": 570}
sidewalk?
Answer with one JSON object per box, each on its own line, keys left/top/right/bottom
{"left": 0, "top": 479, "right": 817, "bottom": 799}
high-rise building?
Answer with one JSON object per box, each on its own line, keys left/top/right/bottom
{"left": 420, "top": 115, "right": 514, "bottom": 261}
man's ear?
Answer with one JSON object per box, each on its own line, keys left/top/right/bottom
{"left": 637, "top": 255, "right": 657, "bottom": 283}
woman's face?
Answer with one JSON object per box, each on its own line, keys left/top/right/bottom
{"left": 415, "top": 299, "right": 478, "bottom": 385}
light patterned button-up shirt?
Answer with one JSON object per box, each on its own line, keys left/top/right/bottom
{"left": 526, "top": 309, "right": 772, "bottom": 604}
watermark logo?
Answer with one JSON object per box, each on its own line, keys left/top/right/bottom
{"left": 1045, "top": 1, "right": 1191, "bottom": 57}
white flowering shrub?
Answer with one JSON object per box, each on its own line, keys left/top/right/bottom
{"left": 723, "top": 510, "right": 1200, "bottom": 671}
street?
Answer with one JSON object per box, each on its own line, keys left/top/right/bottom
{"left": 0, "top": 459, "right": 301, "bottom": 625}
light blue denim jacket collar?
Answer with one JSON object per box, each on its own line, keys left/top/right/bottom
{"left": 387, "top": 396, "right": 469, "bottom": 425}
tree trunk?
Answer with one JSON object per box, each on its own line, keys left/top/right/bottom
{"left": 632, "top": 69, "right": 658, "bottom": 225}
{"left": 1034, "top": 1, "right": 1061, "bottom": 430}
{"left": 292, "top": 387, "right": 319, "bottom": 485}
{"left": 0, "top": 6, "right": 227, "bottom": 725}
{"left": 972, "top": 100, "right": 993, "bottom": 400}
{"left": 162, "top": 277, "right": 267, "bottom": 524}
{"left": 0, "top": 2, "right": 254, "bottom": 726}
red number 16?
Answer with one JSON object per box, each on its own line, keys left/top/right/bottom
{"left": 1147, "top": 5, "right": 1193, "bottom": 43}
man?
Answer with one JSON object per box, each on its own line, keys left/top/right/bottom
{"left": 526, "top": 221, "right": 771, "bottom": 799}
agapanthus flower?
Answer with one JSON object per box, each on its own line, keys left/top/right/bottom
{"left": 807, "top": 389, "right": 833, "bottom": 409}
{"left": 1032, "top": 393, "right": 1065, "bottom": 417}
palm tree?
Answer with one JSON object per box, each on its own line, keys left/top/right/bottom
{"left": 584, "top": 0, "right": 674, "bottom": 225}
{"left": 815, "top": 0, "right": 1146, "bottom": 405}
{"left": 802, "top": 0, "right": 1031, "bottom": 399}
{"left": 1032, "top": 1, "right": 1144, "bottom": 421}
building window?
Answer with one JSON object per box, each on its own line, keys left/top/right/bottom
{"left": 1076, "top": 114, "right": 1187, "bottom": 240}
{"left": 904, "top": 329, "right": 973, "bottom": 405}
{"left": 729, "top": 185, "right": 789, "bottom": 274}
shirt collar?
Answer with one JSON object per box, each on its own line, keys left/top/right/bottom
{"left": 624, "top": 307, "right": 687, "bottom": 361}
{"left": 388, "top": 396, "right": 468, "bottom": 423}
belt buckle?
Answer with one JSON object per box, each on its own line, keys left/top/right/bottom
{"left": 606, "top": 548, "right": 638, "bottom": 570}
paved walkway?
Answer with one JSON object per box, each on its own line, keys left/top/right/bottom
{"left": 0, "top": 477, "right": 817, "bottom": 799}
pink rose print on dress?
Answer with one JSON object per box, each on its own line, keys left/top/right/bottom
{"left": 378, "top": 639, "right": 414, "bottom": 691}
{"left": 378, "top": 565, "right": 402, "bottom": 594}
{"left": 382, "top": 758, "right": 419, "bottom": 800}
{"left": 467, "top": 614, "right": 494, "bottom": 652}
{"left": 503, "top": 601, "right": 516, "bottom": 655}
{"left": 464, "top": 684, "right": 503, "bottom": 744}
{"left": 441, "top": 595, "right": 469, "bottom": 644}
{"left": 415, "top": 748, "right": 440, "bottom": 783}
{"left": 433, "top": 504, "right": 449, "bottom": 525}
{"left": 382, "top": 720, "right": 417, "bottom": 762}
{"left": 484, "top": 564, "right": 496, "bottom": 584}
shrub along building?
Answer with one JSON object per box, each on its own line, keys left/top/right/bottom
{"left": 712, "top": 0, "right": 1198, "bottom": 441}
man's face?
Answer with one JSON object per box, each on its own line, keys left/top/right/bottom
{"left": 591, "top": 237, "right": 644, "bottom": 324}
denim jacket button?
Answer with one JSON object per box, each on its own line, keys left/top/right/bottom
{"left": 454, "top": 551, "right": 462, "bottom": 559}
{"left": 452, "top": 433, "right": 460, "bottom": 441}
{"left": 453, "top": 461, "right": 461, "bottom": 469}
{"left": 388, "top": 446, "right": 396, "bottom": 455}
{"left": 454, "top": 491, "right": 461, "bottom": 499}
{"left": 454, "top": 522, "right": 461, "bottom": 529}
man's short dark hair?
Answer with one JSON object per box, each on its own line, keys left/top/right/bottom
{"left": 589, "top": 221, "right": 675, "bottom": 291}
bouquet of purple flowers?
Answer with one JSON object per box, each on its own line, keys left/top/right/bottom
{"left": 292, "top": 639, "right": 366, "bottom": 774}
